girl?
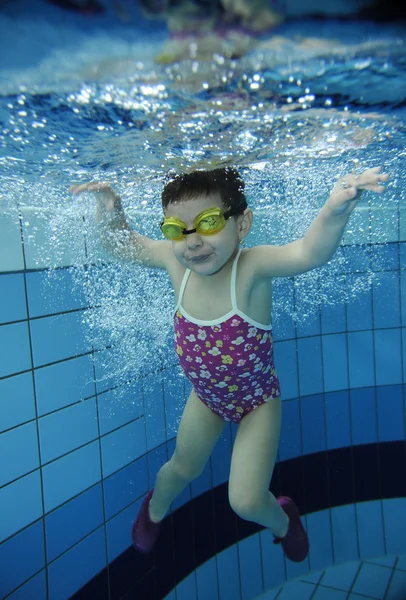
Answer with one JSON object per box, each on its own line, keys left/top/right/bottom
{"left": 70, "top": 165, "right": 388, "bottom": 562}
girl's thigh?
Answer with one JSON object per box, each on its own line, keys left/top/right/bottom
{"left": 229, "top": 397, "right": 282, "bottom": 496}
{"left": 172, "top": 388, "right": 226, "bottom": 478}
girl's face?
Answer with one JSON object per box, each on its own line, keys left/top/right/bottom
{"left": 164, "top": 193, "right": 252, "bottom": 276}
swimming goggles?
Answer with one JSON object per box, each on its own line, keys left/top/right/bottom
{"left": 160, "top": 206, "right": 243, "bottom": 241}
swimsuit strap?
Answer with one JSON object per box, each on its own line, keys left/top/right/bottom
{"left": 176, "top": 267, "right": 192, "bottom": 310}
{"left": 230, "top": 248, "right": 242, "bottom": 311}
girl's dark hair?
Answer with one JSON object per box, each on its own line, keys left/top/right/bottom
{"left": 162, "top": 167, "right": 247, "bottom": 212}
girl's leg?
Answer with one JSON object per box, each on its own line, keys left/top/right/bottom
{"left": 228, "top": 398, "right": 289, "bottom": 537}
{"left": 149, "top": 388, "right": 226, "bottom": 522}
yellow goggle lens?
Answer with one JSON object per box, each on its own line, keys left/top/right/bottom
{"left": 160, "top": 208, "right": 227, "bottom": 241}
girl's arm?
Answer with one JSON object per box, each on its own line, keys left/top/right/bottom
{"left": 250, "top": 166, "right": 389, "bottom": 279}
{"left": 70, "top": 182, "right": 171, "bottom": 269}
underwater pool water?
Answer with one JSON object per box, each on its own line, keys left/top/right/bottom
{"left": 1, "top": 4, "right": 406, "bottom": 599}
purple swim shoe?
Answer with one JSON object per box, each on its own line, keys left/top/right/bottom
{"left": 131, "top": 490, "right": 161, "bottom": 554}
{"left": 273, "top": 496, "right": 309, "bottom": 562}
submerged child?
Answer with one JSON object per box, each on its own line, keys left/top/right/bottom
{"left": 70, "top": 165, "right": 388, "bottom": 562}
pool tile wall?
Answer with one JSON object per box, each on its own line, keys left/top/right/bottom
{"left": 0, "top": 199, "right": 405, "bottom": 600}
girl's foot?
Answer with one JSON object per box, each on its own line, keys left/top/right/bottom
{"left": 131, "top": 490, "right": 161, "bottom": 554}
{"left": 273, "top": 496, "right": 309, "bottom": 562}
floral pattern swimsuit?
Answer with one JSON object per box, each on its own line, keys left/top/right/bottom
{"left": 174, "top": 249, "right": 281, "bottom": 423}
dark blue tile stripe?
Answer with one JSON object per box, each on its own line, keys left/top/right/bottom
{"left": 70, "top": 440, "right": 406, "bottom": 600}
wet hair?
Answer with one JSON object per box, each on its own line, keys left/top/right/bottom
{"left": 162, "top": 167, "right": 248, "bottom": 213}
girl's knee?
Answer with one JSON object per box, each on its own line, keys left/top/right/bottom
{"left": 169, "top": 452, "right": 205, "bottom": 483}
{"left": 228, "top": 488, "right": 265, "bottom": 521}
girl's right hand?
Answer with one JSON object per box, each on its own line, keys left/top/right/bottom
{"left": 69, "top": 182, "right": 120, "bottom": 213}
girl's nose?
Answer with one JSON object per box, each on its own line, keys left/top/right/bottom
{"left": 186, "top": 232, "right": 203, "bottom": 249}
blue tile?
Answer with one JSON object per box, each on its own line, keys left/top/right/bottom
{"left": 0, "top": 520, "right": 45, "bottom": 597}
{"left": 279, "top": 399, "right": 302, "bottom": 460}
{"left": 195, "top": 556, "right": 219, "bottom": 600}
{"left": 34, "top": 355, "right": 95, "bottom": 416}
{"left": 297, "top": 337, "right": 323, "bottom": 396}
{"left": 367, "top": 556, "right": 396, "bottom": 568}
{"left": 0, "top": 422, "right": 39, "bottom": 487}
{"left": 346, "top": 275, "right": 373, "bottom": 331}
{"left": 300, "top": 571, "right": 324, "bottom": 584}
{"left": 0, "top": 273, "right": 27, "bottom": 324}
{"left": 350, "top": 388, "right": 378, "bottom": 445}
{"left": 373, "top": 272, "right": 401, "bottom": 329}
{"left": 386, "top": 569, "right": 406, "bottom": 600}
{"left": 0, "top": 372, "right": 35, "bottom": 433}
{"left": 274, "top": 340, "right": 299, "bottom": 400}
{"left": 320, "top": 561, "right": 360, "bottom": 591}
{"left": 343, "top": 245, "right": 371, "bottom": 273}
{"left": 356, "top": 500, "right": 385, "bottom": 560}
{"left": 98, "top": 381, "right": 144, "bottom": 436}
{"left": 30, "top": 312, "right": 91, "bottom": 367}
{"left": 216, "top": 545, "right": 241, "bottom": 600}
{"left": 211, "top": 428, "right": 232, "bottom": 487}
{"left": 321, "top": 303, "right": 346, "bottom": 334}
{"left": 48, "top": 527, "right": 106, "bottom": 600}
{"left": 322, "top": 334, "right": 349, "bottom": 392}
{"left": 348, "top": 331, "right": 375, "bottom": 388}
{"left": 45, "top": 484, "right": 104, "bottom": 562}
{"left": 148, "top": 444, "right": 168, "bottom": 490}
{"left": 106, "top": 500, "right": 138, "bottom": 562}
{"left": 383, "top": 498, "right": 406, "bottom": 555}
{"left": 273, "top": 279, "right": 296, "bottom": 341}
{"left": 26, "top": 268, "right": 88, "bottom": 318}
{"left": 395, "top": 555, "right": 406, "bottom": 570}
{"left": 163, "top": 365, "right": 186, "bottom": 440}
{"left": 286, "top": 550, "right": 310, "bottom": 581}
{"left": 93, "top": 347, "right": 125, "bottom": 394}
{"left": 374, "top": 329, "right": 402, "bottom": 386}
{"left": 371, "top": 243, "right": 399, "bottom": 271}
{"left": 144, "top": 375, "right": 166, "bottom": 450}
{"left": 342, "top": 244, "right": 371, "bottom": 273}
{"left": 301, "top": 394, "right": 326, "bottom": 455}
{"left": 39, "top": 398, "right": 98, "bottom": 464}
{"left": 6, "top": 570, "right": 47, "bottom": 600}
{"left": 42, "top": 441, "right": 101, "bottom": 513}
{"left": 104, "top": 456, "right": 148, "bottom": 520}
{"left": 331, "top": 504, "right": 359, "bottom": 564}
{"left": 312, "top": 587, "right": 347, "bottom": 600}
{"left": 352, "top": 562, "right": 392, "bottom": 599}
{"left": 376, "top": 385, "right": 405, "bottom": 442}
{"left": 239, "top": 534, "right": 263, "bottom": 600}
{"left": 0, "top": 471, "right": 43, "bottom": 543}
{"left": 401, "top": 271, "right": 406, "bottom": 325}
{"left": 295, "top": 278, "right": 321, "bottom": 339}
{"left": 307, "top": 510, "right": 334, "bottom": 572}
{"left": 260, "top": 529, "right": 287, "bottom": 591}
{"left": 0, "top": 322, "right": 31, "bottom": 378}
{"left": 278, "top": 580, "right": 315, "bottom": 600}
{"left": 176, "top": 572, "right": 198, "bottom": 600}
{"left": 101, "top": 418, "right": 146, "bottom": 478}
{"left": 325, "top": 391, "right": 351, "bottom": 450}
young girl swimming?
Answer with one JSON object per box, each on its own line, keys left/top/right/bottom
{"left": 70, "top": 165, "right": 388, "bottom": 563}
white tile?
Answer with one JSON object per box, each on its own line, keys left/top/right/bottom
{"left": 20, "top": 207, "right": 86, "bottom": 269}
{"left": 0, "top": 213, "right": 24, "bottom": 272}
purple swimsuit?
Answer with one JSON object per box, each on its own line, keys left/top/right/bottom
{"left": 174, "top": 250, "right": 281, "bottom": 423}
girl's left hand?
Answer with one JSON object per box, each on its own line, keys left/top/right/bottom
{"left": 328, "top": 166, "right": 389, "bottom": 217}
